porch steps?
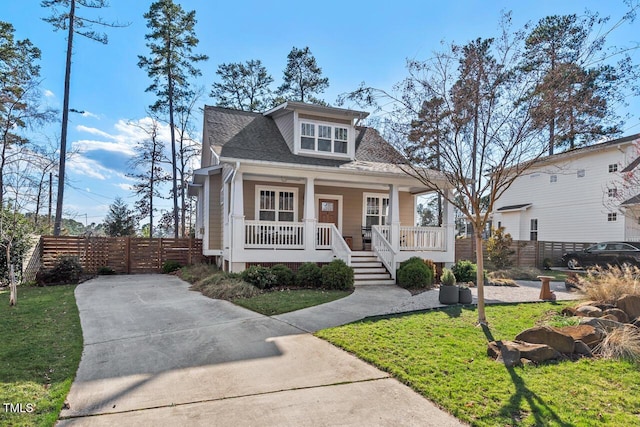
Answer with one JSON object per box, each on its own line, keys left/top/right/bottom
{"left": 351, "top": 251, "right": 396, "bottom": 286}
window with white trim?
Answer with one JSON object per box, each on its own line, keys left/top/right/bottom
{"left": 300, "top": 121, "right": 349, "bottom": 155}
{"left": 530, "top": 218, "right": 538, "bottom": 241}
{"left": 609, "top": 164, "right": 618, "bottom": 173}
{"left": 550, "top": 175, "right": 557, "bottom": 183}
{"left": 577, "top": 169, "right": 585, "bottom": 178}
{"left": 608, "top": 188, "right": 618, "bottom": 198}
{"left": 256, "top": 187, "right": 297, "bottom": 222}
{"left": 608, "top": 212, "right": 617, "bottom": 222}
{"left": 363, "top": 194, "right": 389, "bottom": 227}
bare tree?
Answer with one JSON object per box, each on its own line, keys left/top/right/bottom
{"left": 41, "top": 0, "right": 127, "bottom": 236}
{"left": 127, "top": 115, "right": 169, "bottom": 238}
{"left": 342, "top": 14, "right": 546, "bottom": 324}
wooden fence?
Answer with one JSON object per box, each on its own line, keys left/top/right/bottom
{"left": 455, "top": 239, "right": 593, "bottom": 268}
{"left": 37, "top": 236, "right": 206, "bottom": 274}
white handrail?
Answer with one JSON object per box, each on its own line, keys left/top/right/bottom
{"left": 399, "top": 226, "right": 446, "bottom": 250}
{"left": 330, "top": 224, "right": 352, "bottom": 265}
{"left": 372, "top": 225, "right": 397, "bottom": 279}
{"left": 316, "top": 223, "right": 332, "bottom": 249}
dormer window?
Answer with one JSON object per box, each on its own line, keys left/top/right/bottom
{"left": 300, "top": 121, "right": 348, "bottom": 154}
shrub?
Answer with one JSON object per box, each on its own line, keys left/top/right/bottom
{"left": 486, "top": 227, "right": 515, "bottom": 270}
{"left": 97, "top": 266, "right": 116, "bottom": 275}
{"left": 162, "top": 260, "right": 182, "bottom": 274}
{"left": 37, "top": 256, "right": 83, "bottom": 285}
{"left": 452, "top": 260, "right": 478, "bottom": 283}
{"left": 271, "top": 264, "right": 294, "bottom": 287}
{"left": 179, "top": 263, "right": 219, "bottom": 284}
{"left": 241, "top": 265, "right": 277, "bottom": 289}
{"left": 296, "top": 262, "right": 322, "bottom": 287}
{"left": 320, "top": 259, "right": 354, "bottom": 290}
{"left": 489, "top": 267, "right": 542, "bottom": 281}
{"left": 397, "top": 257, "right": 434, "bottom": 289}
{"left": 595, "top": 326, "right": 640, "bottom": 363}
{"left": 440, "top": 268, "right": 456, "bottom": 286}
{"left": 190, "top": 272, "right": 260, "bottom": 300}
{"left": 543, "top": 258, "right": 553, "bottom": 270}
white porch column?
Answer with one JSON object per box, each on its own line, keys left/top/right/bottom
{"left": 304, "top": 177, "right": 316, "bottom": 251}
{"left": 443, "top": 189, "right": 456, "bottom": 264}
{"left": 230, "top": 171, "right": 245, "bottom": 263}
{"left": 388, "top": 184, "right": 400, "bottom": 252}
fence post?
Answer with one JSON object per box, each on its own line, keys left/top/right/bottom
{"left": 125, "top": 237, "right": 131, "bottom": 274}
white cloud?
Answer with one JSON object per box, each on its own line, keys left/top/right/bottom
{"left": 116, "top": 183, "right": 133, "bottom": 191}
{"left": 43, "top": 89, "right": 55, "bottom": 98}
{"left": 81, "top": 111, "right": 100, "bottom": 119}
{"left": 67, "top": 155, "right": 112, "bottom": 180}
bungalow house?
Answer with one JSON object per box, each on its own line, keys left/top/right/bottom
{"left": 491, "top": 133, "right": 640, "bottom": 243}
{"left": 188, "top": 101, "right": 456, "bottom": 284}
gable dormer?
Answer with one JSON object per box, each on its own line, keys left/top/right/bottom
{"left": 264, "top": 101, "right": 369, "bottom": 161}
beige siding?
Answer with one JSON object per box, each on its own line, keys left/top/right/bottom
{"left": 273, "top": 111, "right": 295, "bottom": 153}
{"left": 208, "top": 174, "right": 223, "bottom": 250}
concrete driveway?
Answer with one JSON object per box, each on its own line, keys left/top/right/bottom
{"left": 58, "top": 275, "right": 464, "bottom": 426}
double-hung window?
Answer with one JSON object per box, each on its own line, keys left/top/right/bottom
{"left": 257, "top": 187, "right": 297, "bottom": 222}
{"left": 300, "top": 121, "right": 349, "bottom": 155}
{"left": 364, "top": 194, "right": 389, "bottom": 226}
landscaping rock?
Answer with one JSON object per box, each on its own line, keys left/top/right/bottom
{"left": 603, "top": 308, "right": 630, "bottom": 324}
{"left": 561, "top": 307, "right": 577, "bottom": 317}
{"left": 601, "top": 314, "right": 619, "bottom": 321}
{"left": 497, "top": 345, "right": 522, "bottom": 368}
{"left": 616, "top": 294, "right": 640, "bottom": 320}
{"left": 515, "top": 326, "right": 575, "bottom": 354}
{"left": 556, "top": 324, "right": 603, "bottom": 348}
{"left": 573, "top": 340, "right": 593, "bottom": 357}
{"left": 576, "top": 305, "right": 603, "bottom": 317}
{"left": 488, "top": 340, "right": 560, "bottom": 364}
{"left": 580, "top": 317, "right": 628, "bottom": 334}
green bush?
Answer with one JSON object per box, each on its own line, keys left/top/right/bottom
{"left": 271, "top": 264, "right": 294, "bottom": 287}
{"left": 440, "top": 268, "right": 456, "bottom": 286}
{"left": 97, "top": 266, "right": 116, "bottom": 275}
{"left": 162, "top": 260, "right": 182, "bottom": 274}
{"left": 452, "top": 260, "right": 478, "bottom": 283}
{"left": 37, "top": 256, "right": 83, "bottom": 285}
{"left": 296, "top": 262, "right": 322, "bottom": 287}
{"left": 397, "top": 257, "right": 434, "bottom": 289}
{"left": 320, "top": 259, "right": 354, "bottom": 290}
{"left": 241, "top": 265, "right": 277, "bottom": 289}
{"left": 486, "top": 227, "right": 515, "bottom": 270}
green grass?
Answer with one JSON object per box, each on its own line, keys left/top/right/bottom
{"left": 0, "top": 285, "right": 83, "bottom": 427}
{"left": 233, "top": 288, "right": 352, "bottom": 315}
{"left": 317, "top": 302, "right": 640, "bottom": 426}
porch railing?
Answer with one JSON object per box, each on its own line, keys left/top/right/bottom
{"left": 372, "top": 225, "right": 397, "bottom": 279}
{"left": 245, "top": 220, "right": 304, "bottom": 249}
{"left": 330, "top": 224, "right": 352, "bottom": 265}
{"left": 400, "top": 226, "right": 446, "bottom": 251}
{"left": 316, "top": 223, "right": 332, "bottom": 249}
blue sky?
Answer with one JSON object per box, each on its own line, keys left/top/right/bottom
{"left": 3, "top": 0, "right": 639, "bottom": 226}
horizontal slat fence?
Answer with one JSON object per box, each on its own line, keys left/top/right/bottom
{"left": 39, "top": 236, "right": 205, "bottom": 274}
{"left": 455, "top": 239, "right": 593, "bottom": 269}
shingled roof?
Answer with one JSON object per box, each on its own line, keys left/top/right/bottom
{"left": 203, "top": 106, "right": 405, "bottom": 168}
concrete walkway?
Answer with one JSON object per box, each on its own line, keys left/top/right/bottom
{"left": 58, "top": 275, "right": 466, "bottom": 426}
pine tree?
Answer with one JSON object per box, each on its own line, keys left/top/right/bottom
{"left": 276, "top": 46, "right": 329, "bottom": 105}
{"left": 138, "top": 0, "right": 208, "bottom": 238}
{"left": 104, "top": 197, "right": 137, "bottom": 237}
{"left": 211, "top": 60, "right": 273, "bottom": 111}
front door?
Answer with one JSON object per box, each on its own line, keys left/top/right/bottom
{"left": 318, "top": 199, "right": 339, "bottom": 228}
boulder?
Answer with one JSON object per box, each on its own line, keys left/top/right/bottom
{"left": 601, "top": 314, "right": 619, "bottom": 321}
{"left": 573, "top": 340, "right": 593, "bottom": 357}
{"left": 616, "top": 294, "right": 640, "bottom": 320}
{"left": 580, "top": 317, "right": 628, "bottom": 334}
{"left": 556, "top": 324, "right": 603, "bottom": 348}
{"left": 602, "top": 308, "right": 630, "bottom": 324}
{"left": 561, "top": 307, "right": 577, "bottom": 317}
{"left": 488, "top": 340, "right": 560, "bottom": 364}
{"left": 515, "top": 326, "right": 575, "bottom": 354}
{"left": 576, "top": 305, "right": 602, "bottom": 317}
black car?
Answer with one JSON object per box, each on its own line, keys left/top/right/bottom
{"left": 562, "top": 241, "right": 640, "bottom": 270}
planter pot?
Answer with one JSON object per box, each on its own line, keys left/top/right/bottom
{"left": 439, "top": 285, "right": 459, "bottom": 304}
{"left": 459, "top": 287, "right": 473, "bottom": 304}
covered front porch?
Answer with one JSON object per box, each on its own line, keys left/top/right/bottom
{"left": 220, "top": 163, "right": 456, "bottom": 278}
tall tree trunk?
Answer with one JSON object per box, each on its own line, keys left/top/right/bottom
{"left": 475, "top": 230, "right": 486, "bottom": 324}
{"left": 54, "top": 0, "right": 75, "bottom": 236}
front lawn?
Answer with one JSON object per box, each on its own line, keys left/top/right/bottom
{"left": 317, "top": 302, "right": 640, "bottom": 426}
{"left": 233, "top": 289, "right": 352, "bottom": 315}
{"left": 0, "top": 285, "right": 83, "bottom": 427}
